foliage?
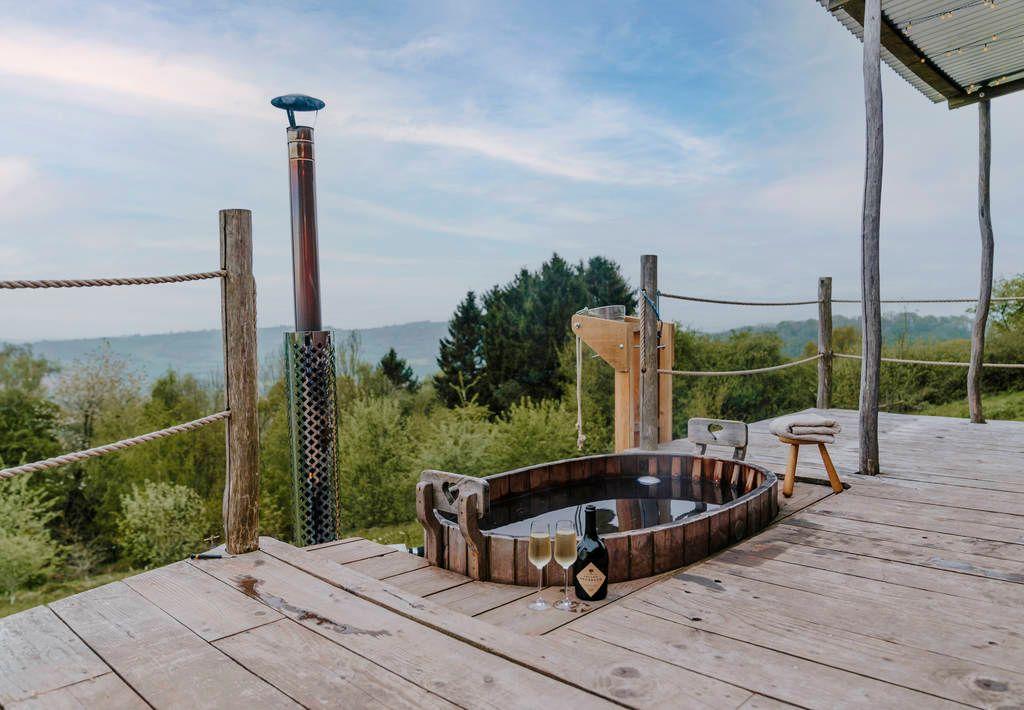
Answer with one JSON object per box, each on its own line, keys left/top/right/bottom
{"left": 116, "top": 481, "right": 210, "bottom": 568}
{"left": 337, "top": 396, "right": 418, "bottom": 530}
{"left": 921, "top": 389, "right": 1024, "bottom": 420}
{"left": 674, "top": 329, "right": 815, "bottom": 432}
{"left": 480, "top": 253, "right": 634, "bottom": 412}
{"left": 378, "top": 348, "right": 419, "bottom": 392}
{"left": 486, "top": 399, "right": 584, "bottom": 472}
{"left": 989, "top": 274, "right": 1024, "bottom": 333}
{"left": 0, "top": 535, "right": 61, "bottom": 595}
{"left": 0, "top": 475, "right": 61, "bottom": 594}
{"left": 0, "top": 345, "right": 60, "bottom": 468}
{"left": 435, "top": 291, "right": 485, "bottom": 407}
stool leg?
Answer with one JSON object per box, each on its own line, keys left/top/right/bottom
{"left": 782, "top": 444, "right": 799, "bottom": 498}
{"left": 818, "top": 444, "right": 844, "bottom": 493}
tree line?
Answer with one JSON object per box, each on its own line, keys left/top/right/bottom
{"left": 1, "top": 258, "right": 1020, "bottom": 615}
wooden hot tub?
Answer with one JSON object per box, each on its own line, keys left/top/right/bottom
{"left": 415, "top": 452, "right": 778, "bottom": 585}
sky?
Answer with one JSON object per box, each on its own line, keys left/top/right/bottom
{"left": 1, "top": 0, "right": 1023, "bottom": 341}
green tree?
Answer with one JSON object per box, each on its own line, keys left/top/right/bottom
{"left": 116, "top": 481, "right": 210, "bottom": 567}
{"left": 990, "top": 274, "right": 1024, "bottom": 333}
{"left": 0, "top": 345, "right": 59, "bottom": 467}
{"left": 435, "top": 291, "right": 485, "bottom": 407}
{"left": 378, "top": 348, "right": 418, "bottom": 392}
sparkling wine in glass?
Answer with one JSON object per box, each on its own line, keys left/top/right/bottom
{"left": 553, "top": 520, "right": 577, "bottom": 611}
{"left": 527, "top": 521, "right": 552, "bottom": 611}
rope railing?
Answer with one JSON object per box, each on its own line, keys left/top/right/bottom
{"left": 0, "top": 410, "right": 230, "bottom": 480}
{"left": 0, "top": 270, "right": 227, "bottom": 290}
{"left": 658, "top": 291, "right": 1024, "bottom": 306}
{"left": 834, "top": 352, "right": 1024, "bottom": 369}
{"left": 659, "top": 353, "right": 822, "bottom": 377}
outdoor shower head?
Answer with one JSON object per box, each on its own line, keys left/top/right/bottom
{"left": 271, "top": 94, "right": 326, "bottom": 127}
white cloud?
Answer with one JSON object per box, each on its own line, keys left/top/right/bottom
{"left": 0, "top": 25, "right": 264, "bottom": 116}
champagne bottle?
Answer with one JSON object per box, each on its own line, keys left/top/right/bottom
{"left": 573, "top": 505, "right": 608, "bottom": 601}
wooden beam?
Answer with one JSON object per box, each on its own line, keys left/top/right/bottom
{"left": 948, "top": 75, "right": 1024, "bottom": 109}
{"left": 639, "top": 255, "right": 659, "bottom": 451}
{"left": 816, "top": 276, "right": 833, "bottom": 410}
{"left": 838, "top": 0, "right": 962, "bottom": 100}
{"left": 968, "top": 100, "right": 994, "bottom": 424}
{"left": 220, "top": 208, "right": 260, "bottom": 553}
{"left": 859, "top": 0, "right": 883, "bottom": 476}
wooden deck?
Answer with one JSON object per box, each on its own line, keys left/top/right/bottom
{"left": 3, "top": 409, "right": 1023, "bottom": 708}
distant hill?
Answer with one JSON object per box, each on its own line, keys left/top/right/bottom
{"left": 21, "top": 321, "right": 448, "bottom": 389}
{"left": 14, "top": 312, "right": 971, "bottom": 390}
{"left": 710, "top": 313, "right": 972, "bottom": 357}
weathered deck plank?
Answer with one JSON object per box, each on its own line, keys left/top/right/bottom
{"left": 49, "top": 582, "right": 297, "bottom": 708}
{"left": 3, "top": 409, "right": 1023, "bottom": 708}
{"left": 8, "top": 672, "right": 146, "bottom": 709}
{"left": 123, "top": 559, "right": 282, "bottom": 641}
{"left": 195, "top": 550, "right": 619, "bottom": 709}
{"left": 0, "top": 606, "right": 113, "bottom": 706}
{"left": 213, "top": 618, "right": 457, "bottom": 709}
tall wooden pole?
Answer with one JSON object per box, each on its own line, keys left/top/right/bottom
{"left": 968, "top": 100, "right": 994, "bottom": 424}
{"left": 639, "top": 255, "right": 659, "bottom": 450}
{"left": 816, "top": 276, "right": 833, "bottom": 410}
{"left": 859, "top": 0, "right": 883, "bottom": 475}
{"left": 220, "top": 209, "right": 260, "bottom": 553}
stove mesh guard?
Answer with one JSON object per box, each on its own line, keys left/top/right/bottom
{"left": 285, "top": 330, "right": 340, "bottom": 545}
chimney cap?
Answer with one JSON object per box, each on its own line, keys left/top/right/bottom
{"left": 271, "top": 94, "right": 326, "bottom": 127}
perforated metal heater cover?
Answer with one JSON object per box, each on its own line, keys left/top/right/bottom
{"left": 285, "top": 330, "right": 340, "bottom": 545}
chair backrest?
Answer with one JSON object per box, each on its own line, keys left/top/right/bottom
{"left": 419, "top": 470, "right": 490, "bottom": 517}
{"left": 687, "top": 417, "right": 748, "bottom": 461}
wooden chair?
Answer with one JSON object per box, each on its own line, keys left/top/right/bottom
{"left": 688, "top": 418, "right": 748, "bottom": 486}
{"left": 777, "top": 437, "right": 843, "bottom": 497}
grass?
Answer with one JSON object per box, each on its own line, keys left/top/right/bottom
{"left": 345, "top": 519, "right": 424, "bottom": 548}
{"left": 920, "top": 390, "right": 1024, "bottom": 421}
{"left": 1, "top": 569, "right": 133, "bottom": 619}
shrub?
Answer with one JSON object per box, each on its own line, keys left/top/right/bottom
{"left": 486, "top": 399, "right": 580, "bottom": 472}
{"left": 117, "top": 481, "right": 209, "bottom": 567}
{"left": 413, "top": 404, "right": 495, "bottom": 477}
{"left": 0, "top": 475, "right": 61, "bottom": 592}
{"left": 0, "top": 534, "right": 59, "bottom": 594}
{"left": 337, "top": 397, "right": 417, "bottom": 530}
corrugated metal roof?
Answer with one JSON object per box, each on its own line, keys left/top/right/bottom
{"left": 818, "top": 0, "right": 1024, "bottom": 106}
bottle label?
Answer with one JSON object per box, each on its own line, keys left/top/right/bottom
{"left": 576, "top": 563, "right": 606, "bottom": 597}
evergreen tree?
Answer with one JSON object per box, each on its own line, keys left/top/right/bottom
{"left": 435, "top": 292, "right": 485, "bottom": 407}
{"left": 581, "top": 256, "right": 636, "bottom": 313}
{"left": 378, "top": 348, "right": 418, "bottom": 392}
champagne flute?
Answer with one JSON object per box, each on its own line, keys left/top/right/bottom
{"left": 527, "top": 521, "right": 551, "bottom": 611}
{"left": 553, "top": 520, "right": 577, "bottom": 611}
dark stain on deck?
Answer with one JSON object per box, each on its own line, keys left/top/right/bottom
{"left": 234, "top": 575, "right": 390, "bottom": 638}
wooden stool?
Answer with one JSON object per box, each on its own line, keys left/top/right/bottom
{"left": 778, "top": 436, "right": 844, "bottom": 497}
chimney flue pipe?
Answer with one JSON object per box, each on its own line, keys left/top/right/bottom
{"left": 287, "top": 124, "right": 322, "bottom": 332}
{"left": 272, "top": 94, "right": 340, "bottom": 546}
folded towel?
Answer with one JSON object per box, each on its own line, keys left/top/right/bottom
{"left": 769, "top": 414, "right": 841, "bottom": 444}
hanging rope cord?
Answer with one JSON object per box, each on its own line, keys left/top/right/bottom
{"left": 658, "top": 292, "right": 1024, "bottom": 306}
{"left": 0, "top": 268, "right": 231, "bottom": 480}
{"left": 0, "top": 411, "right": 230, "bottom": 480}
{"left": 655, "top": 289, "right": 1024, "bottom": 374}
{"left": 0, "top": 271, "right": 226, "bottom": 289}
{"left": 575, "top": 331, "right": 586, "bottom": 450}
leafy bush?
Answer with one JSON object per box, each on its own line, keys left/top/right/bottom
{"left": 117, "top": 481, "right": 209, "bottom": 567}
{"left": 413, "top": 404, "right": 495, "bottom": 477}
{"left": 337, "top": 397, "right": 417, "bottom": 530}
{"left": 0, "top": 475, "right": 61, "bottom": 593}
{"left": 486, "top": 399, "right": 581, "bottom": 472}
{"left": 0, "top": 535, "right": 60, "bottom": 594}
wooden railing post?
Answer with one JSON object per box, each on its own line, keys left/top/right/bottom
{"left": 817, "top": 276, "right": 833, "bottom": 409}
{"left": 220, "top": 209, "right": 260, "bottom": 554}
{"left": 639, "top": 255, "right": 659, "bottom": 450}
{"left": 859, "top": 0, "right": 883, "bottom": 475}
{"left": 968, "top": 99, "right": 994, "bottom": 425}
